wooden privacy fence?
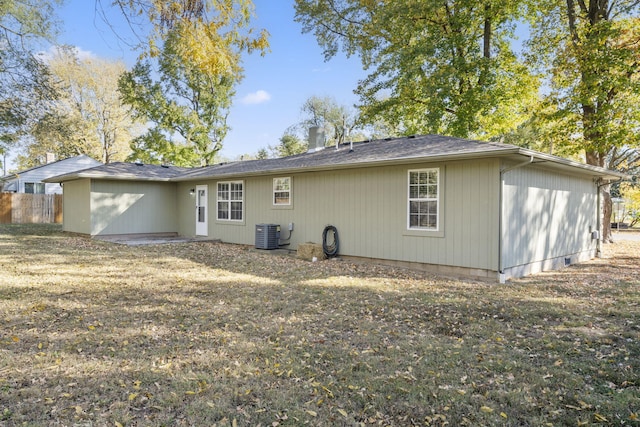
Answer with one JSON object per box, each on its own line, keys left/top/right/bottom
{"left": 0, "top": 193, "right": 63, "bottom": 224}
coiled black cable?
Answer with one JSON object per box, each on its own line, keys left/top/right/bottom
{"left": 322, "top": 225, "right": 339, "bottom": 258}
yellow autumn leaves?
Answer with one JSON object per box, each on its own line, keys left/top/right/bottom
{"left": 134, "top": 0, "right": 269, "bottom": 77}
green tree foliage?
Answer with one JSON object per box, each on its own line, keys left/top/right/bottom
{"left": 17, "top": 47, "right": 138, "bottom": 169}
{"left": 270, "top": 132, "right": 307, "bottom": 158}
{"left": 115, "top": 0, "right": 269, "bottom": 166}
{"left": 294, "top": 0, "right": 539, "bottom": 139}
{"left": 255, "top": 147, "right": 269, "bottom": 159}
{"left": 127, "top": 128, "right": 200, "bottom": 166}
{"left": 527, "top": 1, "right": 640, "bottom": 166}
{"left": 0, "top": 0, "right": 60, "bottom": 169}
{"left": 119, "top": 34, "right": 235, "bottom": 166}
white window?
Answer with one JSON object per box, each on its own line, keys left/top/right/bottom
{"left": 24, "top": 182, "right": 45, "bottom": 194}
{"left": 408, "top": 169, "right": 439, "bottom": 230}
{"left": 273, "top": 177, "right": 291, "bottom": 205}
{"left": 217, "top": 181, "right": 243, "bottom": 221}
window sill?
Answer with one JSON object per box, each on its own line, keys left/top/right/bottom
{"left": 215, "top": 220, "right": 246, "bottom": 226}
{"left": 271, "top": 204, "right": 294, "bottom": 210}
{"left": 403, "top": 229, "right": 445, "bottom": 238}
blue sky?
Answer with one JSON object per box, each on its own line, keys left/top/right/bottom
{"left": 49, "top": 0, "right": 367, "bottom": 161}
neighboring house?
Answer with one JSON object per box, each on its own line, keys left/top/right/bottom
{"left": 44, "top": 133, "right": 627, "bottom": 281}
{"left": 1, "top": 154, "right": 102, "bottom": 194}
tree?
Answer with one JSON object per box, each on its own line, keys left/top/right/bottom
{"left": 620, "top": 183, "right": 640, "bottom": 228}
{"left": 119, "top": 33, "right": 235, "bottom": 166}
{"left": 17, "top": 47, "right": 138, "bottom": 168}
{"left": 127, "top": 128, "right": 200, "bottom": 166}
{"left": 299, "top": 95, "right": 363, "bottom": 146}
{"left": 255, "top": 147, "right": 269, "bottom": 159}
{"left": 270, "top": 132, "right": 307, "bottom": 158}
{"left": 294, "top": 0, "right": 539, "bottom": 139}
{"left": 105, "top": 0, "right": 268, "bottom": 77}
{"left": 527, "top": 1, "right": 640, "bottom": 241}
{"left": 265, "top": 95, "right": 393, "bottom": 158}
{"left": 0, "top": 0, "right": 60, "bottom": 170}
{"left": 115, "top": 0, "right": 269, "bottom": 166}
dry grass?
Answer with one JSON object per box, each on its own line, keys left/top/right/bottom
{"left": 1, "top": 224, "right": 639, "bottom": 426}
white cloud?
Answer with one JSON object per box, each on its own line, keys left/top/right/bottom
{"left": 240, "top": 90, "right": 271, "bottom": 105}
{"left": 38, "top": 45, "right": 97, "bottom": 62}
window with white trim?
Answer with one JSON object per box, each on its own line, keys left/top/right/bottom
{"left": 273, "top": 177, "right": 291, "bottom": 205}
{"left": 217, "top": 181, "right": 243, "bottom": 221}
{"left": 408, "top": 168, "right": 439, "bottom": 230}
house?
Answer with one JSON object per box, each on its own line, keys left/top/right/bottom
{"left": 44, "top": 133, "right": 627, "bottom": 282}
{"left": 1, "top": 154, "right": 102, "bottom": 194}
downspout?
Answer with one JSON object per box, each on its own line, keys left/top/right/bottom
{"left": 498, "top": 156, "right": 534, "bottom": 283}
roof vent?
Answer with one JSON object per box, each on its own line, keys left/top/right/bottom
{"left": 134, "top": 162, "right": 144, "bottom": 166}
{"left": 307, "top": 126, "right": 326, "bottom": 153}
{"left": 161, "top": 164, "right": 169, "bottom": 168}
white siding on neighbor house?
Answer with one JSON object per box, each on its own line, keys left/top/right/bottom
{"left": 4, "top": 155, "right": 101, "bottom": 194}
{"left": 90, "top": 180, "right": 178, "bottom": 235}
{"left": 180, "top": 159, "right": 500, "bottom": 272}
{"left": 501, "top": 164, "right": 597, "bottom": 271}
{"left": 62, "top": 179, "right": 92, "bottom": 235}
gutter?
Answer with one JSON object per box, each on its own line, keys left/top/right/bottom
{"left": 498, "top": 156, "right": 534, "bottom": 283}
{"left": 43, "top": 173, "right": 178, "bottom": 184}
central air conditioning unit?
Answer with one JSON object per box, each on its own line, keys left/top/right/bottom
{"left": 255, "top": 224, "right": 280, "bottom": 250}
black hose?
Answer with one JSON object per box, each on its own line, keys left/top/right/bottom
{"left": 322, "top": 225, "right": 339, "bottom": 258}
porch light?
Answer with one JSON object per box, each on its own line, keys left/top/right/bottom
{"left": 189, "top": 188, "right": 195, "bottom": 196}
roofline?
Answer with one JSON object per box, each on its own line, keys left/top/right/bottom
{"left": 516, "top": 148, "right": 630, "bottom": 180}
{"left": 44, "top": 146, "right": 629, "bottom": 184}
{"left": 171, "top": 148, "right": 521, "bottom": 181}
{"left": 2, "top": 155, "right": 99, "bottom": 180}
{"left": 43, "top": 172, "right": 176, "bottom": 183}
{"left": 173, "top": 147, "right": 629, "bottom": 182}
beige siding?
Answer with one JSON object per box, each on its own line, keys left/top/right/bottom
{"left": 90, "top": 180, "right": 177, "bottom": 235}
{"left": 62, "top": 179, "right": 91, "bottom": 234}
{"left": 191, "top": 159, "right": 500, "bottom": 271}
{"left": 501, "top": 164, "right": 597, "bottom": 270}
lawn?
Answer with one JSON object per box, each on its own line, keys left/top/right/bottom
{"left": 1, "top": 224, "right": 639, "bottom": 426}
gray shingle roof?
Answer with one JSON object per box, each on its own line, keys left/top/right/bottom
{"left": 44, "top": 134, "right": 628, "bottom": 183}
{"left": 178, "top": 134, "right": 520, "bottom": 180}
{"left": 44, "top": 162, "right": 193, "bottom": 182}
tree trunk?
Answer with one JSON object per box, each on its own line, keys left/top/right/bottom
{"left": 483, "top": 5, "right": 491, "bottom": 59}
{"left": 601, "top": 183, "right": 613, "bottom": 243}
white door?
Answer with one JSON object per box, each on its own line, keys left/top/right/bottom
{"left": 195, "top": 185, "right": 208, "bottom": 236}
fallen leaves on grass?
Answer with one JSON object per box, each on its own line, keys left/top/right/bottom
{"left": 0, "top": 224, "right": 638, "bottom": 426}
